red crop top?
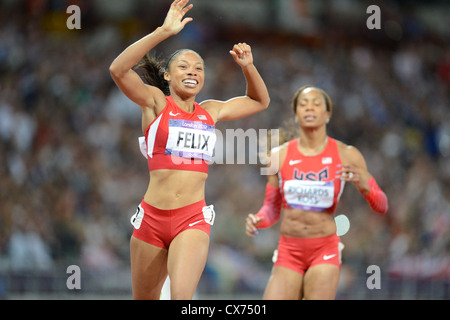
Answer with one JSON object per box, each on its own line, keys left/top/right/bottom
{"left": 278, "top": 137, "right": 345, "bottom": 213}
{"left": 139, "top": 96, "right": 216, "bottom": 173}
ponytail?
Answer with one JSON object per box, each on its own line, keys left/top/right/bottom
{"left": 133, "top": 53, "right": 170, "bottom": 96}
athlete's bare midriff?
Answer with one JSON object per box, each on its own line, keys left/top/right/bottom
{"left": 280, "top": 208, "right": 336, "bottom": 238}
{"left": 144, "top": 169, "right": 208, "bottom": 209}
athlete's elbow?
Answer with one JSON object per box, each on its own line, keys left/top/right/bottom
{"left": 109, "top": 60, "right": 126, "bottom": 79}
{"left": 258, "top": 96, "right": 270, "bottom": 110}
{"left": 262, "top": 96, "right": 270, "bottom": 109}
{"left": 109, "top": 64, "right": 119, "bottom": 79}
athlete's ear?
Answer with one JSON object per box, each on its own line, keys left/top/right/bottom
{"left": 164, "top": 72, "right": 170, "bottom": 82}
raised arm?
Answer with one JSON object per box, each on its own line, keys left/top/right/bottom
{"left": 109, "top": 0, "right": 193, "bottom": 108}
{"left": 201, "top": 43, "right": 270, "bottom": 122}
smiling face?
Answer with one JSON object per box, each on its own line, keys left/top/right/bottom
{"left": 164, "top": 50, "right": 205, "bottom": 99}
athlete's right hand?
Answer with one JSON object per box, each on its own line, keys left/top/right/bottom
{"left": 161, "top": 0, "right": 193, "bottom": 35}
{"left": 245, "top": 214, "right": 264, "bottom": 238}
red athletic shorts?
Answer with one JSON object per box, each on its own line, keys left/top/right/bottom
{"left": 131, "top": 199, "right": 215, "bottom": 250}
{"left": 273, "top": 234, "right": 343, "bottom": 275}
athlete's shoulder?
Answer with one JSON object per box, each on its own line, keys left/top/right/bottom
{"left": 334, "top": 138, "right": 366, "bottom": 165}
{"left": 271, "top": 140, "right": 289, "bottom": 153}
{"left": 192, "top": 101, "right": 214, "bottom": 125}
{"left": 152, "top": 95, "right": 172, "bottom": 116}
{"left": 198, "top": 99, "right": 220, "bottom": 121}
{"left": 334, "top": 138, "right": 357, "bottom": 154}
{"left": 270, "top": 139, "right": 292, "bottom": 160}
{"left": 265, "top": 140, "right": 291, "bottom": 175}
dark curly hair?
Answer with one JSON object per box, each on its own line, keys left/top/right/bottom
{"left": 133, "top": 53, "right": 170, "bottom": 96}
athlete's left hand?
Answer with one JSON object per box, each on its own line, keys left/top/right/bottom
{"left": 229, "top": 43, "right": 253, "bottom": 68}
{"left": 337, "top": 164, "right": 369, "bottom": 191}
{"left": 161, "top": 0, "right": 194, "bottom": 36}
{"left": 245, "top": 213, "right": 263, "bottom": 238}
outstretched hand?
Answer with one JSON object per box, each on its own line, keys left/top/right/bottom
{"left": 229, "top": 43, "right": 254, "bottom": 68}
{"left": 161, "top": 0, "right": 193, "bottom": 35}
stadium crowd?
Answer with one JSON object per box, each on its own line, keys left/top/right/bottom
{"left": 0, "top": 0, "right": 448, "bottom": 298}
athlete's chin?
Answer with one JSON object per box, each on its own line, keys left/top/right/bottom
{"left": 176, "top": 88, "right": 203, "bottom": 99}
{"left": 301, "top": 122, "right": 323, "bottom": 129}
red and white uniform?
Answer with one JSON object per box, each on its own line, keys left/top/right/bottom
{"left": 259, "top": 138, "right": 386, "bottom": 274}
{"left": 139, "top": 96, "right": 216, "bottom": 173}
{"left": 278, "top": 137, "right": 345, "bottom": 213}
{"left": 269, "top": 137, "right": 346, "bottom": 273}
{"left": 133, "top": 97, "right": 217, "bottom": 249}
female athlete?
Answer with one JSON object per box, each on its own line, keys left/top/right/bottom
{"left": 246, "top": 86, "right": 387, "bottom": 299}
{"left": 110, "top": 0, "right": 270, "bottom": 299}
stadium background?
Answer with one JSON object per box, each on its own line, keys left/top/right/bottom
{"left": 0, "top": 0, "right": 448, "bottom": 299}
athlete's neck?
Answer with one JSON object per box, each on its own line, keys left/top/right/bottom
{"left": 298, "top": 130, "right": 328, "bottom": 156}
{"left": 171, "top": 95, "right": 196, "bottom": 113}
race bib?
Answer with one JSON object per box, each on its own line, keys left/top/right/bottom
{"left": 283, "top": 180, "right": 334, "bottom": 212}
{"left": 166, "top": 119, "right": 216, "bottom": 161}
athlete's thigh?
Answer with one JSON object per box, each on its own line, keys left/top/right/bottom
{"left": 130, "top": 235, "right": 168, "bottom": 300}
{"left": 167, "top": 229, "right": 210, "bottom": 299}
{"left": 303, "top": 264, "right": 340, "bottom": 300}
{"left": 263, "top": 266, "right": 304, "bottom": 300}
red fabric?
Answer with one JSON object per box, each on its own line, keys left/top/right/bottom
{"left": 255, "top": 183, "right": 282, "bottom": 228}
{"left": 278, "top": 138, "right": 344, "bottom": 213}
{"left": 144, "top": 96, "right": 215, "bottom": 173}
{"left": 274, "top": 234, "right": 342, "bottom": 275}
{"left": 132, "top": 199, "right": 210, "bottom": 249}
{"left": 361, "top": 177, "right": 388, "bottom": 214}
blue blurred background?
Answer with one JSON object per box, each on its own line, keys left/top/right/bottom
{"left": 0, "top": 0, "right": 448, "bottom": 299}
